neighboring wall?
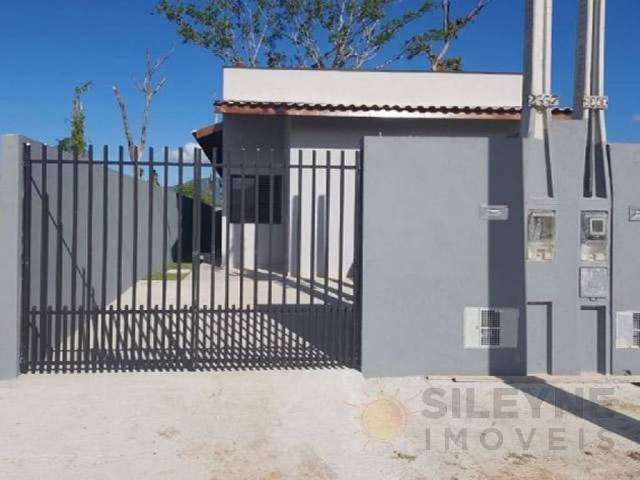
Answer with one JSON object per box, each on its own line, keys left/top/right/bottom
{"left": 361, "top": 136, "right": 526, "bottom": 377}
{"left": 21, "top": 137, "right": 180, "bottom": 310}
{"left": 610, "top": 143, "right": 640, "bottom": 374}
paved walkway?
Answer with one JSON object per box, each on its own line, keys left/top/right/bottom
{"left": 114, "top": 265, "right": 355, "bottom": 309}
{"left": 1, "top": 371, "right": 640, "bottom": 479}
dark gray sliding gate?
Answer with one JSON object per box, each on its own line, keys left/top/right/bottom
{"left": 20, "top": 143, "right": 362, "bottom": 373}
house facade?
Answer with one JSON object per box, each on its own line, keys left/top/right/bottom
{"left": 195, "top": 67, "right": 571, "bottom": 284}
{"left": 192, "top": 0, "right": 640, "bottom": 378}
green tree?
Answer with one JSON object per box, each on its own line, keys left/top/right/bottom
{"left": 155, "top": 0, "right": 492, "bottom": 70}
{"left": 59, "top": 81, "right": 92, "bottom": 154}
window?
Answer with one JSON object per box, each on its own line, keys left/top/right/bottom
{"left": 230, "top": 175, "right": 282, "bottom": 224}
{"left": 581, "top": 211, "right": 608, "bottom": 262}
{"left": 480, "top": 310, "right": 501, "bottom": 347}
{"left": 634, "top": 313, "right": 640, "bottom": 348}
{"left": 527, "top": 210, "right": 556, "bottom": 261}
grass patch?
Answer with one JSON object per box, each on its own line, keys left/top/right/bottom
{"left": 148, "top": 262, "right": 192, "bottom": 281}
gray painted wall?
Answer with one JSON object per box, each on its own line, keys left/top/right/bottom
{"left": 361, "top": 136, "right": 526, "bottom": 377}
{"left": 360, "top": 122, "right": 640, "bottom": 377}
{"left": 0, "top": 135, "right": 24, "bottom": 377}
{"left": 288, "top": 116, "right": 520, "bottom": 150}
{"left": 21, "top": 137, "right": 180, "bottom": 310}
{"left": 610, "top": 143, "right": 640, "bottom": 374}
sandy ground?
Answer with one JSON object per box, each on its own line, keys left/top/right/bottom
{"left": 1, "top": 370, "right": 640, "bottom": 480}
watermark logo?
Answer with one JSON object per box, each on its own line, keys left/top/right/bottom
{"left": 360, "top": 395, "right": 408, "bottom": 442}
{"left": 354, "top": 383, "right": 624, "bottom": 454}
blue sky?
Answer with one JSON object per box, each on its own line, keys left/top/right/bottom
{"left": 1, "top": 0, "right": 639, "bottom": 149}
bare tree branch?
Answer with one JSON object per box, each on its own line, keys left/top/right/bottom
{"left": 113, "top": 47, "right": 174, "bottom": 166}
{"left": 112, "top": 85, "right": 137, "bottom": 162}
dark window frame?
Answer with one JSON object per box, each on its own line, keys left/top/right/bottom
{"left": 230, "top": 174, "right": 282, "bottom": 224}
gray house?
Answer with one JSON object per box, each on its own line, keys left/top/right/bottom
{"left": 194, "top": 67, "right": 571, "bottom": 283}
{"left": 191, "top": 0, "right": 640, "bottom": 378}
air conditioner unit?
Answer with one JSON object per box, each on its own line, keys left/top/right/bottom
{"left": 463, "top": 307, "right": 519, "bottom": 349}
{"left": 616, "top": 312, "right": 640, "bottom": 349}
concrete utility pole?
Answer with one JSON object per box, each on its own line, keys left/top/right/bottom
{"left": 521, "top": 0, "right": 557, "bottom": 140}
{"left": 573, "top": 0, "right": 608, "bottom": 197}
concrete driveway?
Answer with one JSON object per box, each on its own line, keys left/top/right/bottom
{"left": 1, "top": 371, "right": 640, "bottom": 479}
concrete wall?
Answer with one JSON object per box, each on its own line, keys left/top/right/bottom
{"left": 361, "top": 136, "right": 526, "bottom": 377}
{"left": 21, "top": 137, "right": 180, "bottom": 310}
{"left": 223, "top": 67, "right": 523, "bottom": 109}
{"left": 0, "top": 135, "right": 24, "bottom": 377}
{"left": 610, "top": 143, "right": 640, "bottom": 374}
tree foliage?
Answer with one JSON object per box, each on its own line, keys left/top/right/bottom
{"left": 59, "top": 81, "right": 92, "bottom": 154}
{"left": 175, "top": 176, "right": 222, "bottom": 207}
{"left": 397, "top": 0, "right": 491, "bottom": 71}
{"left": 155, "top": 0, "right": 492, "bottom": 70}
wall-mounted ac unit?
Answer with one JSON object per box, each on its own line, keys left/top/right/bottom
{"left": 615, "top": 311, "right": 640, "bottom": 349}
{"left": 464, "top": 307, "right": 519, "bottom": 349}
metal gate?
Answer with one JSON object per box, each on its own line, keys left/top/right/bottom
{"left": 19, "top": 143, "right": 362, "bottom": 373}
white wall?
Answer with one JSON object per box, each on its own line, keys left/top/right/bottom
{"left": 223, "top": 67, "right": 523, "bottom": 108}
{"left": 288, "top": 149, "right": 357, "bottom": 283}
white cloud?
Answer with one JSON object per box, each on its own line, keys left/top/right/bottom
{"left": 632, "top": 114, "right": 640, "bottom": 124}
{"left": 168, "top": 142, "right": 200, "bottom": 163}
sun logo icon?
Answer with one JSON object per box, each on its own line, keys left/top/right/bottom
{"left": 361, "top": 395, "right": 408, "bottom": 442}
{"left": 350, "top": 381, "right": 422, "bottom": 445}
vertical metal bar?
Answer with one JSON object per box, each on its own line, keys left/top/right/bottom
{"left": 100, "top": 146, "right": 109, "bottom": 369}
{"left": 20, "top": 143, "right": 32, "bottom": 373}
{"left": 132, "top": 146, "right": 139, "bottom": 310}
{"left": 54, "top": 145, "right": 64, "bottom": 372}
{"left": 310, "top": 151, "right": 317, "bottom": 305}
{"left": 224, "top": 162, "right": 231, "bottom": 367}
{"left": 39, "top": 144, "right": 49, "bottom": 373}
{"left": 338, "top": 152, "right": 345, "bottom": 304}
{"left": 209, "top": 156, "right": 217, "bottom": 357}
{"left": 224, "top": 165, "right": 231, "bottom": 311}
{"left": 107, "top": 305, "right": 114, "bottom": 371}
{"left": 239, "top": 150, "right": 246, "bottom": 310}
{"left": 353, "top": 150, "right": 363, "bottom": 368}
{"left": 296, "top": 150, "right": 302, "bottom": 305}
{"left": 71, "top": 146, "right": 79, "bottom": 371}
{"left": 253, "top": 153, "right": 260, "bottom": 364}
{"left": 162, "top": 147, "right": 169, "bottom": 310}
{"left": 117, "top": 147, "right": 124, "bottom": 310}
{"left": 61, "top": 305, "right": 68, "bottom": 372}
{"left": 324, "top": 151, "right": 331, "bottom": 303}
{"left": 191, "top": 149, "right": 202, "bottom": 368}
{"left": 209, "top": 162, "right": 217, "bottom": 307}
{"left": 281, "top": 151, "right": 287, "bottom": 307}
{"left": 87, "top": 145, "right": 96, "bottom": 371}
{"left": 267, "top": 151, "right": 274, "bottom": 364}
{"left": 192, "top": 148, "right": 202, "bottom": 307}
{"left": 177, "top": 148, "right": 183, "bottom": 307}
{"left": 147, "top": 147, "right": 154, "bottom": 309}
{"left": 238, "top": 152, "right": 247, "bottom": 363}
